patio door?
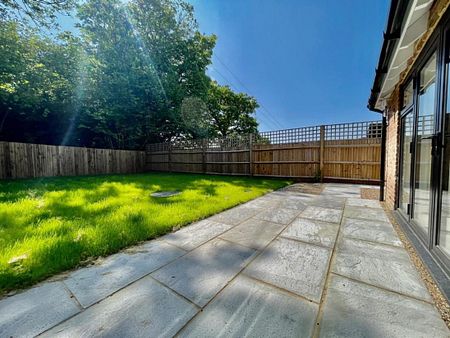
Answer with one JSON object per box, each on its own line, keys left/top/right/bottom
{"left": 399, "top": 109, "right": 414, "bottom": 216}
{"left": 436, "top": 28, "right": 450, "bottom": 260}
{"left": 411, "top": 52, "right": 438, "bottom": 238}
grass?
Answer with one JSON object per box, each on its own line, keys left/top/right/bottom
{"left": 0, "top": 172, "right": 290, "bottom": 293}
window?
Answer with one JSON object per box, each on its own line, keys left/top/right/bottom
{"left": 403, "top": 80, "right": 414, "bottom": 109}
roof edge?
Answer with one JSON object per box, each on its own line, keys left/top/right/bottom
{"left": 368, "top": 0, "right": 411, "bottom": 112}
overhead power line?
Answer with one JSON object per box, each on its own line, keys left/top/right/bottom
{"left": 213, "top": 54, "right": 285, "bottom": 130}
{"left": 208, "top": 65, "right": 282, "bottom": 131}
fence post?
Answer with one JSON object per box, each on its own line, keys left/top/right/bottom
{"left": 320, "top": 125, "right": 325, "bottom": 182}
{"left": 168, "top": 143, "right": 172, "bottom": 173}
{"left": 249, "top": 134, "right": 254, "bottom": 176}
{"left": 202, "top": 139, "right": 207, "bottom": 173}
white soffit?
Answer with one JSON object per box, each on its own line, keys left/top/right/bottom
{"left": 376, "top": 0, "right": 434, "bottom": 110}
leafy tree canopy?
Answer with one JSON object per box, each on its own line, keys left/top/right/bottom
{"left": 0, "top": 0, "right": 260, "bottom": 149}
{"left": 0, "top": 0, "right": 75, "bottom": 27}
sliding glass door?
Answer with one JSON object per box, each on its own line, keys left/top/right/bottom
{"left": 412, "top": 53, "right": 438, "bottom": 236}
{"left": 399, "top": 110, "right": 414, "bottom": 215}
{"left": 437, "top": 30, "right": 450, "bottom": 259}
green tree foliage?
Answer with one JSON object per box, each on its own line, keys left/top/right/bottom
{"left": 0, "top": 0, "right": 260, "bottom": 149}
{"left": 206, "top": 82, "right": 259, "bottom": 137}
{"left": 0, "top": 21, "right": 84, "bottom": 144}
{"left": 0, "top": 0, "right": 75, "bottom": 28}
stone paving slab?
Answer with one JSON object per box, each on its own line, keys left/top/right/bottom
{"left": 342, "top": 217, "right": 402, "bottom": 247}
{"left": 343, "top": 205, "right": 390, "bottom": 222}
{"left": 300, "top": 206, "right": 343, "bottom": 224}
{"left": 241, "top": 198, "right": 280, "bottom": 209}
{"left": 219, "top": 218, "right": 285, "bottom": 250}
{"left": 162, "top": 219, "right": 233, "bottom": 251}
{"left": 151, "top": 238, "right": 256, "bottom": 307}
{"left": 278, "top": 196, "right": 309, "bottom": 211}
{"left": 281, "top": 218, "right": 339, "bottom": 248}
{"left": 254, "top": 207, "right": 301, "bottom": 225}
{"left": 244, "top": 237, "right": 331, "bottom": 302}
{"left": 179, "top": 275, "right": 318, "bottom": 338}
{"left": 332, "top": 237, "right": 432, "bottom": 302}
{"left": 319, "top": 274, "right": 449, "bottom": 338}
{"left": 0, "top": 282, "right": 80, "bottom": 337}
{"left": 209, "top": 206, "right": 260, "bottom": 225}
{"left": 42, "top": 276, "right": 198, "bottom": 338}
{"left": 308, "top": 196, "right": 346, "bottom": 210}
{"left": 64, "top": 240, "right": 186, "bottom": 308}
{"left": 346, "top": 197, "right": 382, "bottom": 209}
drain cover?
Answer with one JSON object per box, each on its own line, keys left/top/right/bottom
{"left": 151, "top": 191, "right": 180, "bottom": 198}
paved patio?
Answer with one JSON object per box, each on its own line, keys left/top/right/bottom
{"left": 1, "top": 183, "right": 448, "bottom": 337}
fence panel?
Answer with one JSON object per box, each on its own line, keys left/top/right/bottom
{"left": 0, "top": 142, "right": 146, "bottom": 179}
{"left": 146, "top": 120, "right": 383, "bottom": 183}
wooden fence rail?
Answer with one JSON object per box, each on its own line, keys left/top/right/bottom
{"left": 146, "top": 121, "right": 383, "bottom": 183}
{"left": 0, "top": 142, "right": 146, "bottom": 179}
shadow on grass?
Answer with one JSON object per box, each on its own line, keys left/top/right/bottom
{"left": 0, "top": 172, "right": 290, "bottom": 293}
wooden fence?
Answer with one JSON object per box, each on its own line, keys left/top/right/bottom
{"left": 0, "top": 142, "right": 146, "bottom": 179}
{"left": 146, "top": 121, "right": 383, "bottom": 183}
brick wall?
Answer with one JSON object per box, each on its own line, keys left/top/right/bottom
{"left": 384, "top": 109, "right": 400, "bottom": 209}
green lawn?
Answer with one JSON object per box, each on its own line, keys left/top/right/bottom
{"left": 0, "top": 172, "right": 289, "bottom": 293}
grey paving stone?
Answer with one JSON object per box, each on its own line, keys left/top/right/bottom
{"left": 281, "top": 218, "right": 339, "bottom": 248}
{"left": 308, "top": 196, "right": 346, "bottom": 210}
{"left": 179, "top": 275, "right": 318, "bottom": 338}
{"left": 253, "top": 207, "right": 300, "bottom": 225}
{"left": 64, "top": 240, "right": 186, "bottom": 308}
{"left": 319, "top": 274, "right": 449, "bottom": 338}
{"left": 0, "top": 282, "right": 80, "bottom": 338}
{"left": 244, "top": 238, "right": 331, "bottom": 302}
{"left": 342, "top": 217, "right": 402, "bottom": 247}
{"left": 346, "top": 197, "right": 382, "bottom": 209}
{"left": 241, "top": 197, "right": 280, "bottom": 209}
{"left": 332, "top": 237, "right": 432, "bottom": 302}
{"left": 321, "top": 186, "right": 361, "bottom": 197}
{"left": 209, "top": 206, "right": 259, "bottom": 225}
{"left": 152, "top": 239, "right": 256, "bottom": 306}
{"left": 162, "top": 219, "right": 233, "bottom": 251}
{"left": 220, "top": 218, "right": 285, "bottom": 250}
{"left": 300, "top": 206, "right": 343, "bottom": 224}
{"left": 279, "top": 196, "right": 308, "bottom": 211}
{"left": 42, "top": 276, "right": 198, "bottom": 338}
{"left": 343, "top": 206, "right": 389, "bottom": 222}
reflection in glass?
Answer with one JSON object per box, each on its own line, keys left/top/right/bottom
{"left": 403, "top": 81, "right": 414, "bottom": 109}
{"left": 413, "top": 53, "right": 437, "bottom": 235}
{"left": 400, "top": 113, "right": 413, "bottom": 214}
{"left": 439, "top": 67, "right": 450, "bottom": 257}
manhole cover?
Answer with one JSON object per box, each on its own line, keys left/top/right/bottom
{"left": 151, "top": 191, "right": 181, "bottom": 198}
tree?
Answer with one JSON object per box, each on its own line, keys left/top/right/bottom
{"left": 206, "top": 82, "right": 259, "bottom": 137}
{"left": 75, "top": 0, "right": 216, "bottom": 148}
{"left": 0, "top": 21, "right": 83, "bottom": 144}
{"left": 0, "top": 0, "right": 75, "bottom": 27}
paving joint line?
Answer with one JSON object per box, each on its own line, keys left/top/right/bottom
{"left": 330, "top": 271, "right": 435, "bottom": 305}
{"left": 173, "top": 204, "right": 299, "bottom": 337}
{"left": 242, "top": 273, "right": 320, "bottom": 305}
{"left": 311, "top": 196, "right": 347, "bottom": 338}
{"left": 279, "top": 235, "right": 335, "bottom": 250}
{"left": 342, "top": 234, "right": 405, "bottom": 250}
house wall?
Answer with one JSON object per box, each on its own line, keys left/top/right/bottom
{"left": 382, "top": 0, "right": 450, "bottom": 209}
{"left": 385, "top": 110, "right": 400, "bottom": 209}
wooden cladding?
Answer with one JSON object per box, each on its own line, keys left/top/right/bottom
{"left": 0, "top": 142, "right": 146, "bottom": 179}
{"left": 146, "top": 121, "right": 383, "bottom": 183}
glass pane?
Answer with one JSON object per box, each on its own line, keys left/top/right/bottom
{"left": 403, "top": 81, "right": 414, "bottom": 109}
{"left": 439, "top": 63, "right": 450, "bottom": 257}
{"left": 400, "top": 113, "right": 413, "bottom": 214}
{"left": 413, "top": 53, "right": 437, "bottom": 235}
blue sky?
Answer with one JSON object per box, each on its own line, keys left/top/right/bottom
{"left": 188, "top": 0, "right": 390, "bottom": 131}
